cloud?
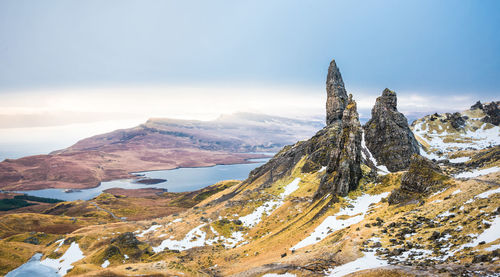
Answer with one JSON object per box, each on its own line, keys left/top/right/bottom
{"left": 0, "top": 85, "right": 486, "bottom": 129}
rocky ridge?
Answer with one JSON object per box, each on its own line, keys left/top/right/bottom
{"left": 411, "top": 100, "right": 500, "bottom": 159}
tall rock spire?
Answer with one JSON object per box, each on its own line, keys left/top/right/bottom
{"left": 326, "top": 59, "right": 348, "bottom": 125}
{"left": 363, "top": 88, "right": 420, "bottom": 172}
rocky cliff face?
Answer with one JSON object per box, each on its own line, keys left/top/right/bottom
{"left": 316, "top": 95, "right": 362, "bottom": 197}
{"left": 326, "top": 59, "right": 348, "bottom": 125}
{"left": 364, "top": 88, "right": 420, "bottom": 172}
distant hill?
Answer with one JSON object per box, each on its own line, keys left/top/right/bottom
{"left": 0, "top": 113, "right": 324, "bottom": 191}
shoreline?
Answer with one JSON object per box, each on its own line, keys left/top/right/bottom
{"left": 0, "top": 151, "right": 273, "bottom": 191}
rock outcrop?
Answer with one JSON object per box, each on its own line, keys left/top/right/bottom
{"left": 471, "top": 101, "right": 483, "bottom": 110}
{"left": 240, "top": 59, "right": 362, "bottom": 199}
{"left": 446, "top": 112, "right": 467, "bottom": 130}
{"left": 364, "top": 88, "right": 420, "bottom": 172}
{"left": 326, "top": 59, "right": 348, "bottom": 125}
{"left": 482, "top": 101, "right": 500, "bottom": 126}
{"left": 316, "top": 95, "right": 362, "bottom": 197}
{"left": 388, "top": 154, "right": 448, "bottom": 205}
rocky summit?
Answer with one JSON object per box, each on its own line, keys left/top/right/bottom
{"left": 364, "top": 88, "right": 420, "bottom": 172}
{"left": 326, "top": 59, "right": 348, "bottom": 125}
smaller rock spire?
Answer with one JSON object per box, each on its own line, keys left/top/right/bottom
{"left": 363, "top": 88, "right": 420, "bottom": 172}
{"left": 316, "top": 94, "right": 362, "bottom": 197}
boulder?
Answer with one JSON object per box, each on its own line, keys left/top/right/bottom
{"left": 388, "top": 155, "right": 448, "bottom": 205}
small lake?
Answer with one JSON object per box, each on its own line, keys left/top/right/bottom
{"left": 15, "top": 158, "right": 271, "bottom": 201}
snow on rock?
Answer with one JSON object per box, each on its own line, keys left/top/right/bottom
{"left": 454, "top": 166, "right": 500, "bottom": 178}
{"left": 291, "top": 192, "right": 389, "bottom": 250}
{"left": 101, "top": 260, "right": 110, "bottom": 268}
{"left": 318, "top": 166, "right": 327, "bottom": 173}
{"left": 451, "top": 189, "right": 462, "bottom": 195}
{"left": 137, "top": 224, "right": 161, "bottom": 238}
{"left": 240, "top": 178, "right": 301, "bottom": 228}
{"left": 40, "top": 242, "right": 85, "bottom": 276}
{"left": 361, "top": 133, "right": 389, "bottom": 175}
{"left": 326, "top": 251, "right": 388, "bottom": 277}
{"left": 262, "top": 273, "right": 297, "bottom": 277}
{"left": 172, "top": 218, "right": 183, "bottom": 223}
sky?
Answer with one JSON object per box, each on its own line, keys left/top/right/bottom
{"left": 0, "top": 0, "right": 499, "bottom": 155}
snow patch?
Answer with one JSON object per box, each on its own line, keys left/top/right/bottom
{"left": 40, "top": 242, "right": 85, "bottom": 276}
{"left": 101, "top": 260, "right": 110, "bottom": 268}
{"left": 463, "top": 215, "right": 500, "bottom": 248}
{"left": 475, "top": 187, "right": 500, "bottom": 199}
{"left": 137, "top": 224, "right": 161, "bottom": 238}
{"left": 326, "top": 251, "right": 388, "bottom": 277}
{"left": 454, "top": 166, "right": 500, "bottom": 178}
{"left": 153, "top": 224, "right": 208, "bottom": 252}
{"left": 291, "top": 192, "right": 389, "bottom": 250}
{"left": 5, "top": 253, "right": 58, "bottom": 277}
{"left": 449, "top": 156, "right": 470, "bottom": 163}
{"left": 240, "top": 178, "right": 301, "bottom": 227}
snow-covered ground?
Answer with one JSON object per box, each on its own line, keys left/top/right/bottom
{"left": 6, "top": 253, "right": 58, "bottom": 277}
{"left": 137, "top": 224, "right": 162, "bottom": 238}
{"left": 40, "top": 242, "right": 85, "bottom": 276}
{"left": 153, "top": 223, "right": 246, "bottom": 253}
{"left": 464, "top": 186, "right": 500, "bottom": 204}
{"left": 412, "top": 121, "right": 500, "bottom": 155}
{"left": 291, "top": 192, "right": 389, "bottom": 250}
{"left": 262, "top": 273, "right": 297, "bottom": 277}
{"left": 454, "top": 166, "right": 500, "bottom": 178}
{"left": 326, "top": 251, "right": 388, "bottom": 277}
{"left": 240, "top": 178, "right": 301, "bottom": 227}
{"left": 463, "top": 215, "right": 500, "bottom": 249}
{"left": 449, "top": 156, "right": 471, "bottom": 163}
{"left": 153, "top": 224, "right": 208, "bottom": 252}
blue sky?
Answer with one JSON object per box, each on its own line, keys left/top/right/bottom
{"left": 0, "top": 0, "right": 499, "bottom": 125}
